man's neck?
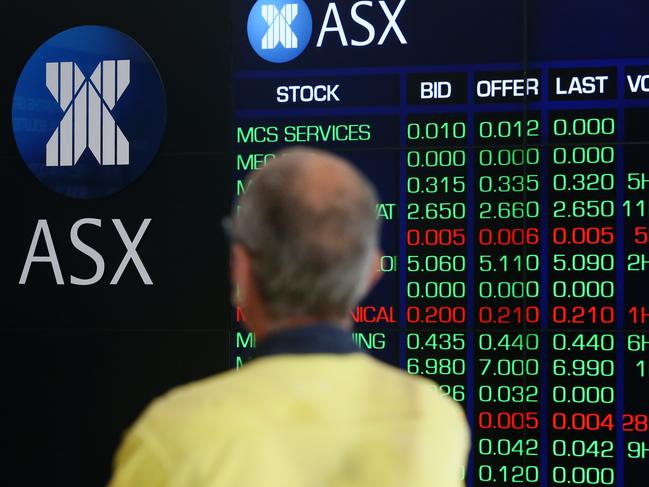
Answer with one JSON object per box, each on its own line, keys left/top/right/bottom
{"left": 252, "top": 322, "right": 360, "bottom": 359}
{"left": 271, "top": 316, "right": 349, "bottom": 330}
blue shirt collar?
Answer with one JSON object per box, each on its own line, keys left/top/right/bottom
{"left": 252, "top": 323, "right": 360, "bottom": 359}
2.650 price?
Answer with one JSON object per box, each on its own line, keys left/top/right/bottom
{"left": 407, "top": 202, "right": 466, "bottom": 220}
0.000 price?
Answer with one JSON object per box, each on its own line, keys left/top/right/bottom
{"left": 552, "top": 467, "right": 614, "bottom": 486}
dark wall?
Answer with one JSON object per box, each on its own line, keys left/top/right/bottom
{"left": 0, "top": 1, "right": 232, "bottom": 485}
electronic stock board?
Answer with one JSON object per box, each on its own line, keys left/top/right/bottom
{"left": 231, "top": 1, "right": 649, "bottom": 485}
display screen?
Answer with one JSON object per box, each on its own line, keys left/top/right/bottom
{"left": 231, "top": 1, "right": 649, "bottom": 485}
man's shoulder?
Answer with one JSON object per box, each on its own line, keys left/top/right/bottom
{"left": 150, "top": 367, "right": 246, "bottom": 412}
{"left": 136, "top": 353, "right": 466, "bottom": 438}
{"left": 127, "top": 354, "right": 468, "bottom": 467}
{"left": 137, "top": 357, "right": 308, "bottom": 430}
{"left": 113, "top": 369, "right": 263, "bottom": 481}
{"left": 362, "top": 354, "right": 466, "bottom": 414}
{"left": 135, "top": 368, "right": 255, "bottom": 443}
{"left": 146, "top": 353, "right": 460, "bottom": 407}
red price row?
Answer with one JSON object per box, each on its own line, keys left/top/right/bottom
{"left": 403, "top": 306, "right": 649, "bottom": 326}
{"left": 477, "top": 412, "right": 648, "bottom": 432}
{"left": 406, "top": 226, "right": 649, "bottom": 246}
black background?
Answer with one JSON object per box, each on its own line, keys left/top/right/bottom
{"left": 0, "top": 1, "right": 232, "bottom": 485}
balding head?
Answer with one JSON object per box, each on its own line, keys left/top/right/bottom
{"left": 230, "top": 147, "right": 380, "bottom": 323}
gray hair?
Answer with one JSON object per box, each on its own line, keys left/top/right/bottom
{"left": 230, "top": 147, "right": 380, "bottom": 321}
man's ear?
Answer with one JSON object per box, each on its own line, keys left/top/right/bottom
{"left": 367, "top": 250, "right": 383, "bottom": 291}
{"left": 230, "top": 243, "right": 253, "bottom": 306}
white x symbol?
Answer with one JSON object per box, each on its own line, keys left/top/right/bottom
{"left": 261, "top": 4, "right": 299, "bottom": 50}
{"left": 45, "top": 60, "right": 130, "bottom": 167}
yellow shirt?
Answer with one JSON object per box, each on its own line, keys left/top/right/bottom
{"left": 108, "top": 353, "right": 469, "bottom": 487}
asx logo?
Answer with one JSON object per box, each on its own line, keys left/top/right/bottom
{"left": 12, "top": 26, "right": 166, "bottom": 199}
{"left": 12, "top": 26, "right": 164, "bottom": 287}
{"left": 248, "top": 0, "right": 313, "bottom": 63}
{"left": 19, "top": 219, "right": 153, "bottom": 286}
{"left": 247, "top": 0, "right": 407, "bottom": 63}
{"left": 45, "top": 60, "right": 131, "bottom": 167}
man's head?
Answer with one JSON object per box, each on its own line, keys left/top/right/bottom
{"left": 228, "top": 147, "right": 381, "bottom": 340}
